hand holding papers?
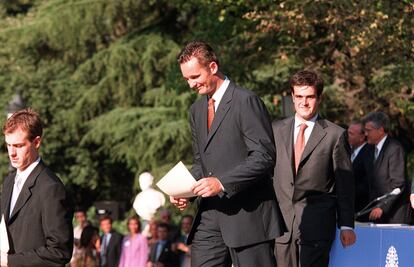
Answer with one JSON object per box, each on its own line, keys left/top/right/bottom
{"left": 0, "top": 214, "right": 9, "bottom": 267}
{"left": 156, "top": 161, "right": 197, "bottom": 198}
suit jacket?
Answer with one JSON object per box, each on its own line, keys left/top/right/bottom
{"left": 353, "top": 143, "right": 374, "bottom": 214}
{"left": 148, "top": 240, "right": 178, "bottom": 267}
{"left": 187, "top": 82, "right": 284, "bottom": 248}
{"left": 101, "top": 230, "right": 123, "bottom": 267}
{"left": 0, "top": 161, "right": 73, "bottom": 267}
{"left": 272, "top": 116, "right": 354, "bottom": 242}
{"left": 366, "top": 136, "right": 411, "bottom": 223}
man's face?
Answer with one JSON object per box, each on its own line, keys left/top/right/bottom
{"left": 180, "top": 56, "right": 218, "bottom": 96}
{"left": 292, "top": 85, "right": 321, "bottom": 121}
{"left": 157, "top": 226, "right": 168, "bottom": 241}
{"left": 75, "top": 212, "right": 87, "bottom": 226}
{"left": 364, "top": 121, "right": 385, "bottom": 145}
{"left": 348, "top": 124, "right": 365, "bottom": 148}
{"left": 100, "top": 219, "right": 112, "bottom": 234}
{"left": 5, "top": 128, "right": 40, "bottom": 172}
{"left": 181, "top": 217, "right": 192, "bottom": 234}
{"left": 160, "top": 212, "right": 170, "bottom": 223}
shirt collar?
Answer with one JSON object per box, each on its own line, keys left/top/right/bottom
{"left": 376, "top": 135, "right": 387, "bottom": 154}
{"left": 16, "top": 157, "right": 41, "bottom": 180}
{"left": 211, "top": 77, "right": 230, "bottom": 105}
{"left": 353, "top": 142, "right": 366, "bottom": 153}
{"left": 294, "top": 114, "right": 318, "bottom": 129}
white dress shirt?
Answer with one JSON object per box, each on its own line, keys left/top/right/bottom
{"left": 293, "top": 114, "right": 318, "bottom": 146}
{"left": 351, "top": 143, "right": 366, "bottom": 162}
{"left": 211, "top": 77, "right": 230, "bottom": 112}
{"left": 9, "top": 157, "right": 41, "bottom": 217}
{"left": 375, "top": 135, "right": 388, "bottom": 159}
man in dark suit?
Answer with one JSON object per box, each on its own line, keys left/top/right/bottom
{"left": 0, "top": 108, "right": 73, "bottom": 267}
{"left": 362, "top": 111, "right": 412, "bottom": 223}
{"left": 99, "top": 215, "right": 123, "bottom": 267}
{"left": 347, "top": 122, "right": 374, "bottom": 216}
{"left": 147, "top": 223, "right": 179, "bottom": 267}
{"left": 272, "top": 70, "right": 356, "bottom": 267}
{"left": 170, "top": 41, "right": 284, "bottom": 266}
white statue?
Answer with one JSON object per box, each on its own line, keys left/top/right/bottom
{"left": 133, "top": 172, "right": 166, "bottom": 222}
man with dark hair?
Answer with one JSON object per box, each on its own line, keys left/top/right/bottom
{"left": 148, "top": 223, "right": 179, "bottom": 267}
{"left": 272, "top": 70, "right": 356, "bottom": 267}
{"left": 99, "top": 215, "right": 123, "bottom": 267}
{"left": 347, "top": 122, "right": 374, "bottom": 216}
{"left": 171, "top": 41, "right": 284, "bottom": 266}
{"left": 73, "top": 208, "right": 89, "bottom": 245}
{"left": 362, "top": 111, "right": 411, "bottom": 223}
{"left": 0, "top": 108, "right": 73, "bottom": 267}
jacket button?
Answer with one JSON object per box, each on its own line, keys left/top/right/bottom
{"left": 208, "top": 172, "right": 213, "bottom": 176}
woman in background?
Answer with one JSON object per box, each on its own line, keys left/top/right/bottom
{"left": 119, "top": 215, "right": 148, "bottom": 267}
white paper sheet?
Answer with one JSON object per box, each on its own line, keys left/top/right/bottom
{"left": 156, "top": 161, "right": 197, "bottom": 198}
{"left": 0, "top": 214, "right": 9, "bottom": 254}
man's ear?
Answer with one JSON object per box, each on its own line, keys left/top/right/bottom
{"left": 209, "top": 61, "right": 218, "bottom": 74}
{"left": 33, "top": 136, "right": 42, "bottom": 149}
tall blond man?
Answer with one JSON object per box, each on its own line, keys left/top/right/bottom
{"left": 170, "top": 41, "right": 284, "bottom": 267}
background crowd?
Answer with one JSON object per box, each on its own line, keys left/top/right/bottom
{"left": 70, "top": 208, "right": 193, "bottom": 267}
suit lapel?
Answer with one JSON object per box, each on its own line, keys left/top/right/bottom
{"left": 9, "top": 162, "right": 44, "bottom": 221}
{"left": 198, "top": 96, "right": 208, "bottom": 146}
{"left": 204, "top": 83, "right": 234, "bottom": 151}
{"left": 373, "top": 137, "right": 389, "bottom": 170}
{"left": 300, "top": 118, "right": 327, "bottom": 166}
{"left": 280, "top": 117, "right": 294, "bottom": 171}
{"left": 1, "top": 172, "right": 15, "bottom": 222}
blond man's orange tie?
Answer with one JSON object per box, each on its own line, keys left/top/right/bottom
{"left": 208, "top": 98, "right": 215, "bottom": 131}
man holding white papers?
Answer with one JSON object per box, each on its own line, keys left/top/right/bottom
{"left": 170, "top": 41, "right": 284, "bottom": 267}
{"left": 0, "top": 109, "right": 73, "bottom": 267}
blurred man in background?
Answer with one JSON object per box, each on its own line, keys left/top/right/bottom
{"left": 347, "top": 122, "right": 373, "bottom": 217}
{"left": 362, "top": 111, "right": 412, "bottom": 223}
{"left": 99, "top": 216, "right": 123, "bottom": 267}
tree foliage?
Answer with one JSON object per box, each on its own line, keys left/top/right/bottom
{"left": 0, "top": 0, "right": 413, "bottom": 211}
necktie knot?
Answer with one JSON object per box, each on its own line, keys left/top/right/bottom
{"left": 207, "top": 98, "right": 215, "bottom": 131}
{"left": 374, "top": 147, "right": 379, "bottom": 161}
{"left": 299, "top": 123, "right": 308, "bottom": 132}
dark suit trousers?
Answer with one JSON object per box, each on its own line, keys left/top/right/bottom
{"left": 275, "top": 217, "right": 332, "bottom": 267}
{"left": 191, "top": 208, "right": 276, "bottom": 267}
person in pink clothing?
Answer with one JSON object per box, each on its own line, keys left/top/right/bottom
{"left": 118, "top": 216, "right": 148, "bottom": 267}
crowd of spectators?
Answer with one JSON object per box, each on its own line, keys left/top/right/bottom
{"left": 69, "top": 209, "right": 193, "bottom": 267}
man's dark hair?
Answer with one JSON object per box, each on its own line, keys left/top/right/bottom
{"left": 74, "top": 206, "right": 87, "bottom": 214}
{"left": 177, "top": 41, "right": 219, "bottom": 68}
{"left": 290, "top": 70, "right": 324, "bottom": 97}
{"left": 99, "top": 215, "right": 113, "bottom": 224}
{"left": 158, "top": 222, "right": 170, "bottom": 232}
{"left": 362, "top": 111, "right": 390, "bottom": 133}
{"left": 3, "top": 108, "right": 43, "bottom": 141}
{"left": 181, "top": 214, "right": 194, "bottom": 223}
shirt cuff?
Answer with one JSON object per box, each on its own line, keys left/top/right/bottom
{"left": 340, "top": 226, "right": 354, "bottom": 231}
